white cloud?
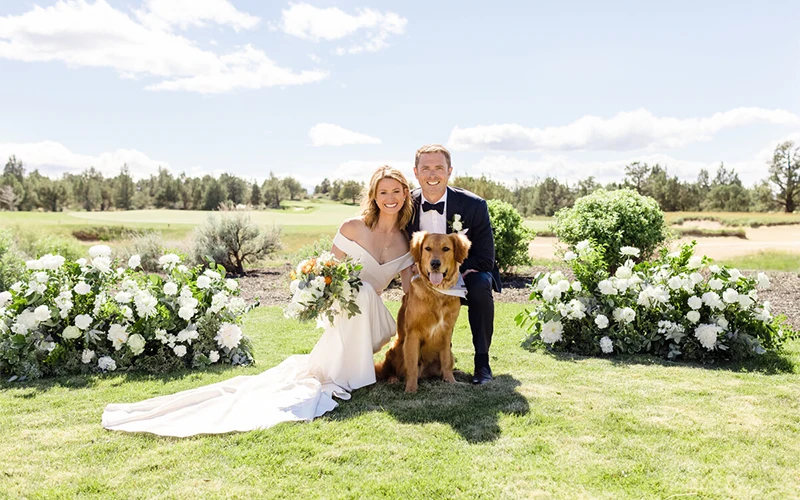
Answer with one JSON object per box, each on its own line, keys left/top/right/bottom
{"left": 448, "top": 108, "right": 800, "bottom": 152}
{"left": 136, "top": 0, "right": 260, "bottom": 32}
{"left": 309, "top": 124, "right": 382, "bottom": 147}
{"left": 279, "top": 3, "right": 406, "bottom": 54}
{"left": 0, "top": 140, "right": 169, "bottom": 180}
{"left": 0, "top": 0, "right": 326, "bottom": 93}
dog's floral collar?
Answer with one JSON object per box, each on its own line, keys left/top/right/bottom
{"left": 449, "top": 214, "right": 468, "bottom": 235}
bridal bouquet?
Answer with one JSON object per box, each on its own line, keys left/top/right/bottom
{"left": 285, "top": 252, "right": 363, "bottom": 325}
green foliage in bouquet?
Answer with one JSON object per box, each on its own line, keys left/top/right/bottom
{"left": 516, "top": 240, "right": 797, "bottom": 363}
{"left": 553, "top": 189, "right": 668, "bottom": 271}
{"left": 0, "top": 246, "right": 256, "bottom": 380}
{"left": 487, "top": 199, "right": 535, "bottom": 273}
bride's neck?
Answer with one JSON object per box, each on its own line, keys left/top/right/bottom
{"left": 374, "top": 213, "right": 399, "bottom": 234}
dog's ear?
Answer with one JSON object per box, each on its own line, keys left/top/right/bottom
{"left": 410, "top": 231, "right": 427, "bottom": 263}
{"left": 451, "top": 233, "right": 472, "bottom": 264}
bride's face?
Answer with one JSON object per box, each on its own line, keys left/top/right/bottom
{"left": 374, "top": 178, "right": 406, "bottom": 215}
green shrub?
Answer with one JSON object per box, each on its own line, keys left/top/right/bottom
{"left": 192, "top": 213, "right": 282, "bottom": 274}
{"left": 14, "top": 229, "right": 85, "bottom": 262}
{"left": 0, "top": 228, "right": 25, "bottom": 291}
{"left": 487, "top": 199, "right": 535, "bottom": 273}
{"left": 292, "top": 235, "right": 333, "bottom": 267}
{"left": 118, "top": 232, "right": 166, "bottom": 273}
{"left": 72, "top": 226, "right": 141, "bottom": 242}
{"left": 553, "top": 189, "right": 667, "bottom": 270}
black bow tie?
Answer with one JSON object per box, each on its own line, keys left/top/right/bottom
{"left": 422, "top": 201, "right": 445, "bottom": 214}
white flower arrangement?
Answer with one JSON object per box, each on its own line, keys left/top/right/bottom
{"left": 0, "top": 248, "right": 255, "bottom": 380}
{"left": 516, "top": 240, "right": 796, "bottom": 362}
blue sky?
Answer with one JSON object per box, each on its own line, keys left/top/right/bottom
{"left": 1, "top": 0, "right": 799, "bottom": 190}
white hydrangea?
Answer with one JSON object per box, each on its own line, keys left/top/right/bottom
{"left": 97, "top": 356, "right": 116, "bottom": 371}
{"left": 595, "top": 314, "right": 609, "bottom": 329}
{"left": 612, "top": 307, "right": 636, "bottom": 325}
{"left": 215, "top": 323, "right": 243, "bottom": 350}
{"left": 127, "top": 333, "right": 146, "bottom": 356}
{"left": 694, "top": 323, "right": 722, "bottom": 350}
{"left": 540, "top": 320, "right": 563, "bottom": 344}
{"left": 599, "top": 336, "right": 614, "bottom": 354}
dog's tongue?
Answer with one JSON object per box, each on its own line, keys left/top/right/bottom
{"left": 429, "top": 272, "right": 444, "bottom": 285}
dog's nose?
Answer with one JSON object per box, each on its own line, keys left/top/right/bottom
{"left": 430, "top": 259, "right": 441, "bottom": 270}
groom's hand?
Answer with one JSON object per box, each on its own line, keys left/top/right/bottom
{"left": 462, "top": 269, "right": 477, "bottom": 279}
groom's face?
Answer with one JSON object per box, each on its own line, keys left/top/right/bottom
{"left": 414, "top": 152, "right": 452, "bottom": 202}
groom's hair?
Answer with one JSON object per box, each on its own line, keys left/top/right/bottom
{"left": 415, "top": 144, "right": 451, "bottom": 169}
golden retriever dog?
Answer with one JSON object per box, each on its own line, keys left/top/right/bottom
{"left": 375, "top": 231, "right": 472, "bottom": 393}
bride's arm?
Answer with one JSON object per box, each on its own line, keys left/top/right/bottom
{"left": 400, "top": 265, "right": 413, "bottom": 294}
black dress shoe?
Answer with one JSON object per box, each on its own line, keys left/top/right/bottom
{"left": 471, "top": 366, "right": 493, "bottom": 385}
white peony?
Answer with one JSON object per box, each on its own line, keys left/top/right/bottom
{"left": 81, "top": 349, "right": 95, "bottom": 364}
{"left": 115, "top": 291, "right": 132, "bottom": 303}
{"left": 75, "top": 314, "right": 93, "bottom": 330}
{"left": 595, "top": 314, "right": 609, "bottom": 329}
{"left": 128, "top": 255, "right": 141, "bottom": 269}
{"left": 159, "top": 253, "right": 181, "bottom": 269}
{"left": 203, "top": 269, "right": 221, "bottom": 280}
{"left": 215, "top": 323, "right": 243, "bottom": 350}
{"left": 598, "top": 280, "right": 617, "bottom": 296}
{"left": 226, "top": 278, "right": 238, "bottom": 291}
{"left": 564, "top": 251, "right": 577, "bottom": 261}
{"left": 694, "top": 323, "right": 722, "bottom": 350}
{"left": 620, "top": 246, "right": 640, "bottom": 257}
{"left": 667, "top": 276, "right": 684, "bottom": 290}
{"left": 163, "top": 282, "right": 178, "bottom": 295}
{"left": 89, "top": 245, "right": 112, "bottom": 258}
{"left": 178, "top": 306, "right": 196, "bottom": 321}
{"left": 209, "top": 350, "right": 220, "bottom": 363}
{"left": 107, "top": 323, "right": 129, "bottom": 350}
{"left": 540, "top": 320, "right": 563, "bottom": 344}
{"left": 62, "top": 325, "right": 81, "bottom": 340}
{"left": 687, "top": 296, "right": 703, "bottom": 310}
{"left": 74, "top": 282, "right": 91, "bottom": 295}
{"left": 687, "top": 256, "right": 703, "bottom": 269}
{"left": 599, "top": 336, "right": 614, "bottom": 354}
{"left": 33, "top": 305, "right": 51, "bottom": 323}
{"left": 197, "top": 276, "right": 212, "bottom": 289}
{"left": 686, "top": 310, "right": 701, "bottom": 324}
{"left": 615, "top": 266, "right": 632, "bottom": 280}
{"left": 689, "top": 272, "right": 704, "bottom": 285}
{"left": 612, "top": 307, "right": 636, "bottom": 325}
{"left": 92, "top": 256, "right": 112, "bottom": 273}
{"left": 97, "top": 356, "right": 116, "bottom": 371}
{"left": 701, "top": 291, "right": 723, "bottom": 311}
{"left": 173, "top": 345, "right": 187, "bottom": 357}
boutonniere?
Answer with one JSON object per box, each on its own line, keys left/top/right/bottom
{"left": 449, "top": 214, "right": 469, "bottom": 235}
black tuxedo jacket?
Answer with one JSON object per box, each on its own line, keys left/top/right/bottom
{"left": 407, "top": 186, "right": 502, "bottom": 292}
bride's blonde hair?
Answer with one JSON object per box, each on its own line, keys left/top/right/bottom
{"left": 361, "top": 166, "right": 413, "bottom": 230}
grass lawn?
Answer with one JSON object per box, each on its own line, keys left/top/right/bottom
{"left": 666, "top": 211, "right": 800, "bottom": 227}
{"left": 718, "top": 250, "right": 800, "bottom": 272}
{"left": 1, "top": 304, "right": 798, "bottom": 499}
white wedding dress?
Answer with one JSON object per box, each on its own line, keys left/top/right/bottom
{"left": 102, "top": 232, "right": 413, "bottom": 437}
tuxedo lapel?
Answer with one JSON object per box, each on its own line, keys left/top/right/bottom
{"left": 445, "top": 187, "right": 456, "bottom": 234}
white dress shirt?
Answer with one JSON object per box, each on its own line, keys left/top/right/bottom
{"left": 419, "top": 190, "right": 448, "bottom": 235}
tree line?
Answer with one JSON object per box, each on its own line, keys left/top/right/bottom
{"left": 1, "top": 141, "right": 797, "bottom": 214}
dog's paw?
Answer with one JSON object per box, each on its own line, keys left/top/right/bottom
{"left": 387, "top": 376, "right": 399, "bottom": 384}
{"left": 443, "top": 373, "right": 456, "bottom": 384}
{"left": 404, "top": 382, "right": 418, "bottom": 393}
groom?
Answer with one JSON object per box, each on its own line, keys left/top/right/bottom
{"left": 406, "top": 144, "right": 502, "bottom": 385}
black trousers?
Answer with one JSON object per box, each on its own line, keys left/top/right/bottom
{"left": 462, "top": 271, "right": 494, "bottom": 355}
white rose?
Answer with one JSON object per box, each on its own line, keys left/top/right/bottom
{"left": 722, "top": 288, "right": 739, "bottom": 304}
{"left": 196, "top": 276, "right": 212, "bottom": 289}
{"left": 708, "top": 278, "right": 724, "bottom": 290}
{"left": 107, "top": 323, "right": 129, "bottom": 350}
{"left": 689, "top": 272, "right": 704, "bottom": 285}
{"left": 728, "top": 269, "right": 742, "bottom": 282}
{"left": 716, "top": 317, "right": 729, "bottom": 330}
{"left": 209, "top": 350, "right": 220, "bottom": 363}
{"left": 615, "top": 266, "right": 632, "bottom": 280}
{"left": 687, "top": 296, "right": 703, "bottom": 310}
{"left": 163, "top": 282, "right": 178, "bottom": 295}
{"left": 687, "top": 256, "right": 703, "bottom": 269}
{"left": 564, "top": 251, "right": 577, "bottom": 262}
{"left": 115, "top": 291, "right": 132, "bottom": 303}
{"left": 159, "top": 254, "right": 181, "bottom": 269}
{"left": 571, "top": 281, "right": 582, "bottom": 292}
{"left": 203, "top": 270, "right": 221, "bottom": 280}
{"left": 226, "top": 279, "right": 238, "bottom": 291}
{"left": 598, "top": 280, "right": 617, "bottom": 296}
{"left": 576, "top": 240, "right": 590, "bottom": 252}
{"left": 173, "top": 345, "right": 187, "bottom": 357}
{"left": 81, "top": 349, "right": 95, "bottom": 364}
{"left": 620, "top": 246, "right": 640, "bottom": 257}
{"left": 540, "top": 320, "right": 563, "bottom": 344}
{"left": 215, "top": 323, "right": 243, "bottom": 350}
{"left": 75, "top": 314, "right": 93, "bottom": 330}
{"left": 178, "top": 306, "right": 195, "bottom": 321}
{"left": 756, "top": 273, "right": 770, "bottom": 290}
{"left": 686, "top": 310, "right": 701, "bottom": 324}
{"left": 128, "top": 255, "right": 141, "bottom": 269}
{"left": 668, "top": 276, "right": 683, "bottom": 290}
{"left": 595, "top": 315, "right": 609, "bottom": 329}
{"left": 62, "top": 325, "right": 81, "bottom": 340}
{"left": 0, "top": 291, "right": 11, "bottom": 308}
{"left": 74, "top": 282, "right": 91, "bottom": 295}
{"left": 127, "top": 333, "right": 146, "bottom": 356}
{"left": 709, "top": 265, "right": 721, "bottom": 274}
{"left": 34, "top": 305, "right": 51, "bottom": 323}
{"left": 92, "top": 256, "right": 112, "bottom": 273}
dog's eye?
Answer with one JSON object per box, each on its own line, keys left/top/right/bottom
{"left": 442, "top": 246, "right": 450, "bottom": 252}
{"left": 424, "top": 246, "right": 432, "bottom": 252}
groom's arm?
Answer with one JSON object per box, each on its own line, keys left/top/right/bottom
{"left": 460, "top": 198, "right": 495, "bottom": 273}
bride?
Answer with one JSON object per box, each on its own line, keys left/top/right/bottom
{"left": 102, "top": 166, "right": 414, "bottom": 437}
